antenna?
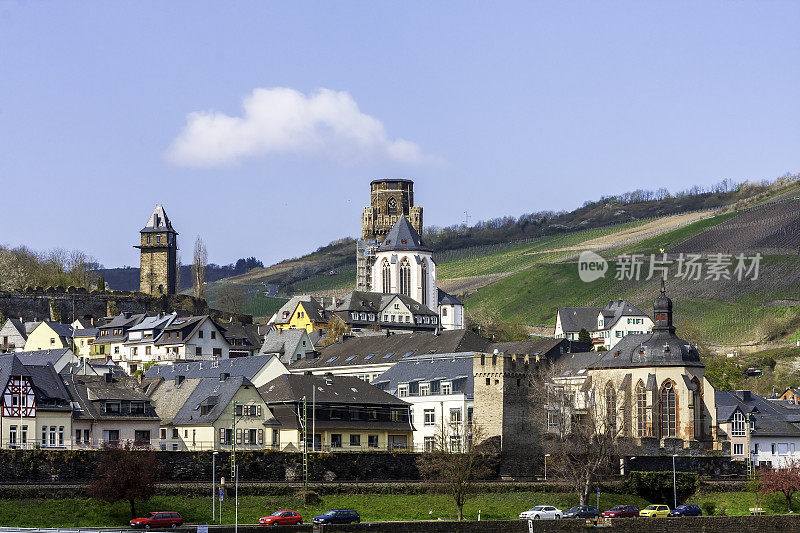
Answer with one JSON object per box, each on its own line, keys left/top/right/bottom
{"left": 463, "top": 211, "right": 471, "bottom": 226}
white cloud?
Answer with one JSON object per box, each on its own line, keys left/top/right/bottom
{"left": 166, "top": 87, "right": 439, "bottom": 167}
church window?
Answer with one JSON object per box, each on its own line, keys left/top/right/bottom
{"left": 421, "top": 260, "right": 428, "bottom": 305}
{"left": 635, "top": 380, "right": 648, "bottom": 437}
{"left": 381, "top": 259, "right": 391, "bottom": 294}
{"left": 399, "top": 257, "right": 411, "bottom": 296}
{"left": 692, "top": 378, "right": 703, "bottom": 440}
{"left": 605, "top": 383, "right": 617, "bottom": 435}
{"left": 387, "top": 197, "right": 397, "bottom": 213}
{"left": 659, "top": 380, "right": 677, "bottom": 438}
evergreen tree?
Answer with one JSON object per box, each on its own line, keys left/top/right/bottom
{"left": 97, "top": 273, "right": 105, "bottom": 292}
{"left": 578, "top": 328, "right": 592, "bottom": 345}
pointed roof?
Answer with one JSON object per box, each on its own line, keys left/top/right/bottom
{"left": 378, "top": 215, "right": 431, "bottom": 252}
{"left": 141, "top": 204, "right": 178, "bottom": 234}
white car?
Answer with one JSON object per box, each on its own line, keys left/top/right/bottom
{"left": 519, "top": 505, "right": 562, "bottom": 520}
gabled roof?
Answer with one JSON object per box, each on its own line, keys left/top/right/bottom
{"left": 274, "top": 296, "right": 327, "bottom": 325}
{"left": 437, "top": 289, "right": 462, "bottom": 306}
{"left": 155, "top": 315, "right": 225, "bottom": 346}
{"left": 128, "top": 313, "right": 176, "bottom": 332}
{"left": 290, "top": 329, "right": 489, "bottom": 370}
{"left": 716, "top": 390, "right": 800, "bottom": 437}
{"left": 259, "top": 373, "right": 409, "bottom": 407}
{"left": 332, "top": 291, "right": 438, "bottom": 318}
{"left": 260, "top": 328, "right": 310, "bottom": 355}
{"left": 62, "top": 373, "right": 159, "bottom": 421}
{"left": 220, "top": 323, "right": 262, "bottom": 349}
{"left": 372, "top": 352, "right": 475, "bottom": 397}
{"left": 557, "top": 307, "right": 602, "bottom": 333}
{"left": 2, "top": 318, "right": 27, "bottom": 339}
{"left": 37, "top": 321, "right": 74, "bottom": 340}
{"left": 12, "top": 348, "right": 75, "bottom": 369}
{"left": 170, "top": 376, "right": 258, "bottom": 425}
{"left": 73, "top": 328, "right": 99, "bottom": 338}
{"left": 140, "top": 204, "right": 177, "bottom": 234}
{"left": 378, "top": 215, "right": 431, "bottom": 253}
{"left": 599, "top": 300, "right": 649, "bottom": 329}
{"left": 0, "top": 354, "right": 72, "bottom": 407}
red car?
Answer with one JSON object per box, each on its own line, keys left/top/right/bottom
{"left": 601, "top": 505, "right": 640, "bottom": 518}
{"left": 130, "top": 512, "right": 183, "bottom": 529}
{"left": 259, "top": 510, "right": 303, "bottom": 526}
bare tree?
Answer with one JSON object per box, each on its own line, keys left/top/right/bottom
{"left": 317, "top": 315, "right": 351, "bottom": 348}
{"left": 530, "top": 363, "right": 626, "bottom": 505}
{"left": 417, "top": 421, "right": 499, "bottom": 520}
{"left": 88, "top": 441, "right": 161, "bottom": 519}
{"left": 192, "top": 237, "right": 207, "bottom": 300}
{"left": 175, "top": 254, "right": 182, "bottom": 292}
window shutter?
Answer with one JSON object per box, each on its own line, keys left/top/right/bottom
{"left": 258, "top": 429, "right": 264, "bottom": 445}
{"left": 219, "top": 428, "right": 225, "bottom": 444}
{"left": 236, "top": 428, "right": 242, "bottom": 444}
{"left": 235, "top": 404, "right": 243, "bottom": 416}
{"left": 257, "top": 405, "right": 262, "bottom": 416}
{"left": 243, "top": 431, "right": 249, "bottom": 444}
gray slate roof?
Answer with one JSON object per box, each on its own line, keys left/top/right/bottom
{"left": 378, "top": 215, "right": 431, "bottom": 252}
{"left": 62, "top": 373, "right": 160, "bottom": 421}
{"left": 144, "top": 354, "right": 276, "bottom": 381}
{"left": 0, "top": 354, "right": 72, "bottom": 408}
{"left": 372, "top": 352, "right": 474, "bottom": 397}
{"left": 259, "top": 373, "right": 409, "bottom": 406}
{"left": 273, "top": 296, "right": 327, "bottom": 325}
{"left": 557, "top": 307, "right": 602, "bottom": 333}
{"left": 170, "top": 375, "right": 252, "bottom": 425}
{"left": 140, "top": 204, "right": 178, "bottom": 234}
{"left": 717, "top": 390, "right": 800, "bottom": 437}
{"left": 13, "top": 348, "right": 75, "bottom": 368}
{"left": 260, "top": 329, "right": 308, "bottom": 355}
{"left": 290, "top": 329, "right": 489, "bottom": 370}
{"left": 437, "top": 289, "right": 462, "bottom": 306}
{"left": 587, "top": 329, "right": 703, "bottom": 369}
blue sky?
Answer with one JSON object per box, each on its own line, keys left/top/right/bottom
{"left": 1, "top": 2, "right": 798, "bottom": 267}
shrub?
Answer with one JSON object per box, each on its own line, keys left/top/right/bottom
{"left": 701, "top": 501, "right": 716, "bottom": 516}
{"left": 624, "top": 471, "right": 699, "bottom": 504}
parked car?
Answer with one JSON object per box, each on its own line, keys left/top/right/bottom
{"left": 562, "top": 505, "right": 600, "bottom": 519}
{"left": 130, "top": 512, "right": 183, "bottom": 529}
{"left": 519, "top": 506, "right": 562, "bottom": 520}
{"left": 670, "top": 504, "right": 702, "bottom": 517}
{"left": 601, "top": 505, "right": 640, "bottom": 518}
{"left": 312, "top": 510, "right": 360, "bottom": 525}
{"left": 639, "top": 505, "right": 671, "bottom": 517}
{"left": 259, "top": 510, "right": 303, "bottom": 526}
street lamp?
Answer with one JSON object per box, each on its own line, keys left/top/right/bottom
{"left": 212, "top": 451, "right": 219, "bottom": 523}
{"left": 672, "top": 454, "right": 678, "bottom": 509}
{"left": 544, "top": 453, "right": 551, "bottom": 481}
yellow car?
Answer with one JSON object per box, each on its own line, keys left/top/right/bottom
{"left": 639, "top": 505, "right": 671, "bottom": 517}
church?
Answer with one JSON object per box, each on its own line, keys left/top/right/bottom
{"left": 550, "top": 282, "right": 717, "bottom": 449}
{"left": 351, "top": 178, "right": 464, "bottom": 331}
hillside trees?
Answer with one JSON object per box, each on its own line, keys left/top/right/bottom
{"left": 0, "top": 245, "right": 99, "bottom": 291}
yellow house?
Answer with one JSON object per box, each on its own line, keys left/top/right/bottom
{"left": 274, "top": 297, "right": 328, "bottom": 335}
{"left": 24, "top": 321, "right": 74, "bottom": 352}
{"left": 146, "top": 374, "right": 280, "bottom": 451}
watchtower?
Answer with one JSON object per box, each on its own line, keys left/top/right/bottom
{"left": 135, "top": 205, "right": 178, "bottom": 295}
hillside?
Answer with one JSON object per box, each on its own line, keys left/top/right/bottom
{"left": 206, "top": 175, "right": 800, "bottom": 348}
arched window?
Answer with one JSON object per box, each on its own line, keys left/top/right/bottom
{"left": 605, "top": 382, "right": 617, "bottom": 435}
{"left": 381, "top": 259, "right": 391, "bottom": 294}
{"left": 387, "top": 197, "right": 398, "bottom": 214}
{"left": 421, "top": 260, "right": 428, "bottom": 305}
{"left": 660, "top": 380, "right": 677, "bottom": 438}
{"left": 635, "top": 380, "right": 648, "bottom": 437}
{"left": 399, "top": 257, "right": 411, "bottom": 296}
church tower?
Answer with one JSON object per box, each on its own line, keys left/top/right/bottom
{"left": 135, "top": 205, "right": 178, "bottom": 295}
{"left": 358, "top": 179, "right": 423, "bottom": 291}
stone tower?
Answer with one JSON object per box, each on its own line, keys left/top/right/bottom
{"left": 135, "top": 205, "right": 178, "bottom": 295}
{"left": 361, "top": 179, "right": 422, "bottom": 240}
{"left": 357, "top": 179, "right": 423, "bottom": 291}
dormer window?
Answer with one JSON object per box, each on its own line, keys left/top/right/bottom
{"left": 419, "top": 382, "right": 430, "bottom": 396}
{"left": 398, "top": 384, "right": 409, "bottom": 397}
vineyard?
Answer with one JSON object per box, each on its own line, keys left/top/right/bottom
{"left": 671, "top": 197, "right": 800, "bottom": 255}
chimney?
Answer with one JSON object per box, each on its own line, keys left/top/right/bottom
{"left": 105, "top": 372, "right": 113, "bottom": 383}
{"left": 220, "top": 372, "right": 230, "bottom": 382}
{"left": 176, "top": 375, "right": 185, "bottom": 386}
{"left": 741, "top": 390, "right": 752, "bottom": 401}
{"left": 137, "top": 373, "right": 143, "bottom": 384}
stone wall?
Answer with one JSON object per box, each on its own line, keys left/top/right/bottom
{"left": 0, "top": 289, "right": 251, "bottom": 324}
{"left": 0, "top": 449, "right": 420, "bottom": 483}
{"left": 169, "top": 516, "right": 800, "bottom": 533}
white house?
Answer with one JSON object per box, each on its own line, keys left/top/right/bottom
{"left": 373, "top": 352, "right": 474, "bottom": 452}
{"left": 554, "top": 300, "right": 653, "bottom": 350}
{"left": 154, "top": 315, "right": 231, "bottom": 362}
{"left": 120, "top": 313, "right": 177, "bottom": 374}
{"left": 717, "top": 390, "right": 800, "bottom": 468}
